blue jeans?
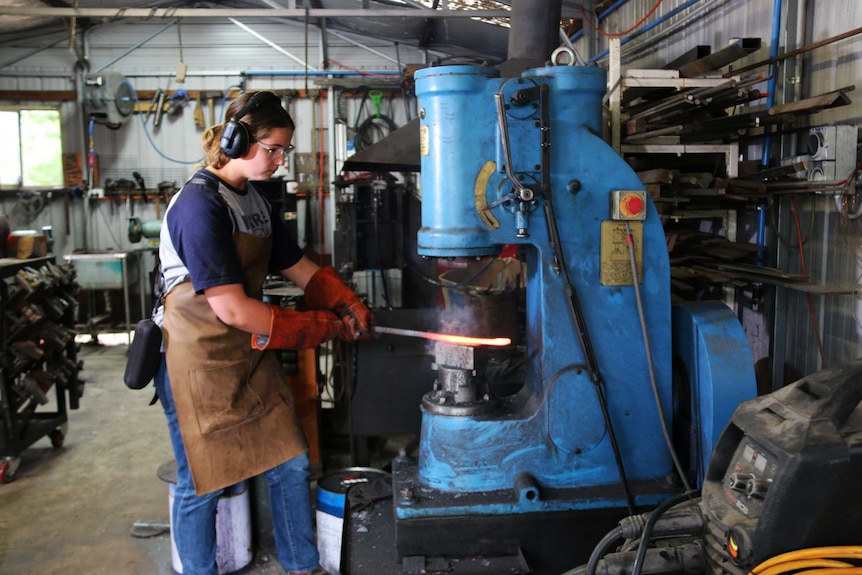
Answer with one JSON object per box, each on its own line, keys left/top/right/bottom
{"left": 154, "top": 355, "right": 320, "bottom": 575}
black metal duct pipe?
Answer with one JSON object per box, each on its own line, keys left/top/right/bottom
{"left": 499, "top": 0, "right": 563, "bottom": 77}
{"left": 343, "top": 0, "right": 566, "bottom": 170}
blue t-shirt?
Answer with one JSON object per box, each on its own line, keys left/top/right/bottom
{"left": 159, "top": 169, "right": 303, "bottom": 303}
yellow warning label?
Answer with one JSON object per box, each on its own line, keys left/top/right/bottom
{"left": 420, "top": 125, "right": 429, "bottom": 157}
{"left": 600, "top": 221, "right": 643, "bottom": 286}
{"left": 474, "top": 160, "right": 499, "bottom": 230}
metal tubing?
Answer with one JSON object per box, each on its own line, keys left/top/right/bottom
{"left": 676, "top": 38, "right": 761, "bottom": 78}
{"left": 621, "top": 0, "right": 738, "bottom": 66}
{"left": 760, "top": 0, "right": 783, "bottom": 168}
{"left": 587, "top": 0, "right": 705, "bottom": 65}
{"left": 726, "top": 24, "right": 862, "bottom": 77}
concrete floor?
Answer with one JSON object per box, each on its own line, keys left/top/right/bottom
{"left": 0, "top": 336, "right": 305, "bottom": 575}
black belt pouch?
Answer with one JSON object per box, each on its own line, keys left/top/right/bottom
{"left": 124, "top": 319, "right": 163, "bottom": 390}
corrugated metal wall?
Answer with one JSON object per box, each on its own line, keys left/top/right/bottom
{"left": 1, "top": 2, "right": 860, "bottom": 373}
{"left": 572, "top": 0, "right": 862, "bottom": 379}
{"left": 0, "top": 18, "right": 422, "bottom": 258}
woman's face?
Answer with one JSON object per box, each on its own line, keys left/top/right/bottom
{"left": 241, "top": 126, "right": 294, "bottom": 181}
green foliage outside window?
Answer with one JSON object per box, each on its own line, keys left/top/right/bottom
{"left": 0, "top": 109, "right": 63, "bottom": 188}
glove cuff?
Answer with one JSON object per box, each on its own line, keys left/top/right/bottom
{"left": 251, "top": 305, "right": 341, "bottom": 350}
{"left": 304, "top": 266, "right": 360, "bottom": 312}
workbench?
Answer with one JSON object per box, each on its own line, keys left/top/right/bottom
{"left": 63, "top": 249, "right": 150, "bottom": 344}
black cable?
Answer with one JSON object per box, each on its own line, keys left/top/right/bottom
{"left": 630, "top": 490, "right": 701, "bottom": 575}
{"left": 413, "top": 257, "right": 498, "bottom": 291}
{"left": 352, "top": 87, "right": 369, "bottom": 132}
{"left": 593, "top": 378, "right": 637, "bottom": 516}
{"left": 584, "top": 526, "right": 624, "bottom": 575}
{"left": 371, "top": 186, "right": 392, "bottom": 308}
{"left": 625, "top": 221, "right": 693, "bottom": 493}
{"left": 354, "top": 114, "right": 398, "bottom": 151}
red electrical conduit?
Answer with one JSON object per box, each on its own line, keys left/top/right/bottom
{"left": 580, "top": 0, "right": 665, "bottom": 38}
{"left": 790, "top": 196, "right": 828, "bottom": 368}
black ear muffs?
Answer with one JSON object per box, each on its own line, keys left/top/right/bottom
{"left": 219, "top": 91, "right": 280, "bottom": 159}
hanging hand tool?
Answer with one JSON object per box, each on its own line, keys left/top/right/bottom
{"left": 145, "top": 89, "right": 164, "bottom": 126}
{"left": 193, "top": 92, "right": 205, "bottom": 129}
{"left": 166, "top": 89, "right": 189, "bottom": 118}
{"left": 207, "top": 92, "right": 217, "bottom": 127}
{"left": 125, "top": 174, "right": 142, "bottom": 243}
{"left": 156, "top": 181, "right": 176, "bottom": 219}
{"left": 153, "top": 90, "right": 167, "bottom": 128}
{"left": 132, "top": 171, "right": 148, "bottom": 203}
{"left": 369, "top": 89, "right": 383, "bottom": 118}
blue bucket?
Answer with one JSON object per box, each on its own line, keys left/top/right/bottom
{"left": 316, "top": 468, "right": 387, "bottom": 575}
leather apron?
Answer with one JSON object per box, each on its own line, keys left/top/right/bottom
{"left": 163, "top": 230, "right": 307, "bottom": 495}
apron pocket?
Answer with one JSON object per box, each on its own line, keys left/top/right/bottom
{"left": 188, "top": 360, "right": 265, "bottom": 435}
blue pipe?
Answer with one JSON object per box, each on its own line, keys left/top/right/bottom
{"left": 569, "top": 0, "right": 630, "bottom": 43}
{"left": 757, "top": 200, "right": 767, "bottom": 256}
{"left": 760, "top": 0, "right": 782, "bottom": 168}
{"left": 586, "top": 0, "right": 705, "bottom": 65}
{"left": 243, "top": 70, "right": 401, "bottom": 77}
{"left": 755, "top": 0, "right": 782, "bottom": 275}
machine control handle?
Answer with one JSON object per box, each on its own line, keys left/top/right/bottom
{"left": 745, "top": 478, "right": 771, "bottom": 499}
{"left": 726, "top": 472, "right": 753, "bottom": 492}
{"left": 794, "top": 358, "right": 862, "bottom": 429}
{"left": 493, "top": 92, "right": 532, "bottom": 204}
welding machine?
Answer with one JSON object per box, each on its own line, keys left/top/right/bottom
{"left": 700, "top": 358, "right": 862, "bottom": 573}
{"left": 571, "top": 358, "right": 862, "bottom": 575}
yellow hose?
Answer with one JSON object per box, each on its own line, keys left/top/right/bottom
{"left": 752, "top": 547, "right": 862, "bottom": 575}
{"left": 758, "top": 559, "right": 856, "bottom": 575}
{"left": 789, "top": 569, "right": 862, "bottom": 575}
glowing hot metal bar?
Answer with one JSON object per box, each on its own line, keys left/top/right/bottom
{"left": 373, "top": 325, "right": 511, "bottom": 347}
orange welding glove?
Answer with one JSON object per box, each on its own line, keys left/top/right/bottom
{"left": 303, "top": 266, "right": 374, "bottom": 337}
{"left": 251, "top": 305, "right": 351, "bottom": 350}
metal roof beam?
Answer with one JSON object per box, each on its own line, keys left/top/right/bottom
{"left": 0, "top": 7, "right": 512, "bottom": 19}
{"left": 228, "top": 17, "right": 316, "bottom": 70}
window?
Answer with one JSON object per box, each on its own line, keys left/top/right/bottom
{"left": 0, "top": 109, "right": 63, "bottom": 188}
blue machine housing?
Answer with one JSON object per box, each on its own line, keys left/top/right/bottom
{"left": 397, "top": 63, "right": 755, "bottom": 535}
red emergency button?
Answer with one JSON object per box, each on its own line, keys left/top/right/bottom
{"left": 620, "top": 193, "right": 644, "bottom": 218}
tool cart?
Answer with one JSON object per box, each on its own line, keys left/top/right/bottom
{"left": 0, "top": 256, "right": 84, "bottom": 483}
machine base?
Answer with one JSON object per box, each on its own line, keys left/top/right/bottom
{"left": 344, "top": 494, "right": 641, "bottom": 575}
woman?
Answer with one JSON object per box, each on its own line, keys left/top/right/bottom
{"left": 154, "top": 90, "right": 372, "bottom": 575}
